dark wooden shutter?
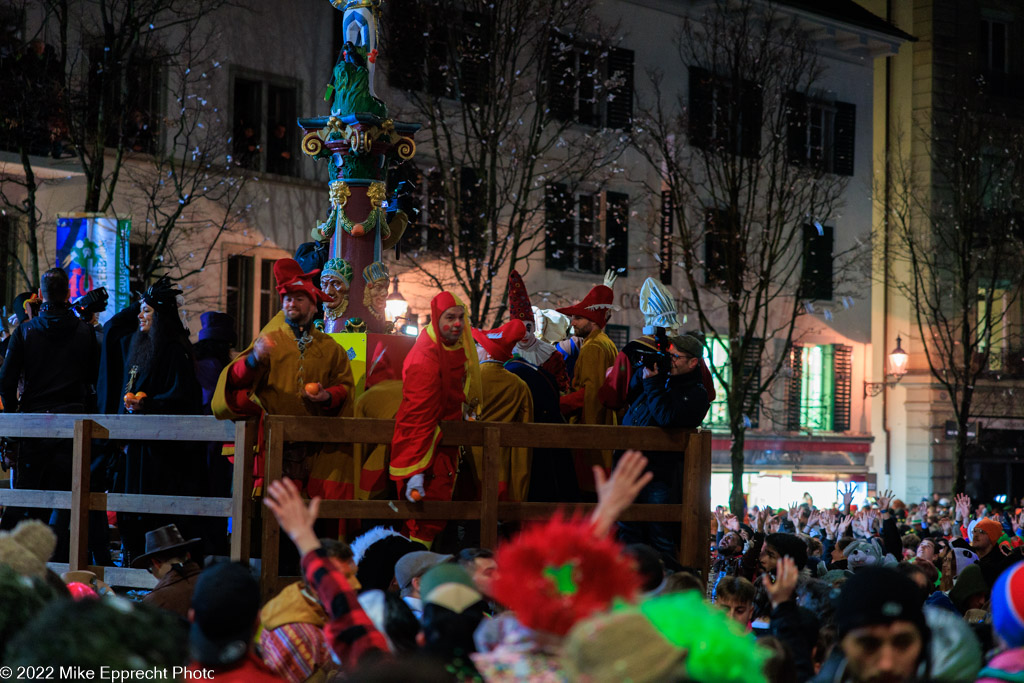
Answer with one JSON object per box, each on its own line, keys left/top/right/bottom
{"left": 426, "top": 169, "right": 447, "bottom": 252}
{"left": 604, "top": 191, "right": 629, "bottom": 276}
{"left": 385, "top": 1, "right": 426, "bottom": 91}
{"left": 545, "top": 182, "right": 571, "bottom": 270}
{"left": 742, "top": 337, "right": 763, "bottom": 429}
{"left": 426, "top": 6, "right": 451, "bottom": 98}
{"left": 704, "top": 208, "right": 726, "bottom": 285}
{"left": 739, "top": 79, "right": 763, "bottom": 158}
{"left": 458, "top": 8, "right": 490, "bottom": 105}
{"left": 832, "top": 344, "right": 852, "bottom": 432}
{"left": 786, "top": 91, "right": 807, "bottom": 165}
{"left": 547, "top": 31, "right": 575, "bottom": 122}
{"left": 459, "top": 167, "right": 483, "bottom": 260}
{"left": 786, "top": 345, "right": 803, "bottom": 430}
{"left": 688, "top": 66, "right": 713, "bottom": 150}
{"left": 800, "top": 224, "right": 834, "bottom": 300}
{"left": 606, "top": 47, "right": 634, "bottom": 130}
{"left": 833, "top": 101, "right": 856, "bottom": 176}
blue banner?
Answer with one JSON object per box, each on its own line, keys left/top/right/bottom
{"left": 55, "top": 215, "right": 130, "bottom": 325}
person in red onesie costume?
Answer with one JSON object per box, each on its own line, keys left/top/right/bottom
{"left": 389, "top": 291, "right": 482, "bottom": 548}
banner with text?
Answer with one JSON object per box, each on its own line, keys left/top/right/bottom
{"left": 55, "top": 215, "right": 130, "bottom": 325}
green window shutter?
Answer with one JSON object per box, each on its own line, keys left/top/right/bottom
{"left": 786, "top": 345, "right": 803, "bottom": 430}
{"left": 821, "top": 345, "right": 835, "bottom": 431}
{"left": 832, "top": 344, "right": 853, "bottom": 432}
{"left": 742, "top": 337, "right": 762, "bottom": 429}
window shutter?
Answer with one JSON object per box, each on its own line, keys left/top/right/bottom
{"left": 786, "top": 345, "right": 803, "bottom": 430}
{"left": 458, "top": 9, "right": 490, "bottom": 105}
{"left": 703, "top": 208, "right": 727, "bottom": 286}
{"left": 426, "top": 9, "right": 451, "bottom": 98}
{"left": 742, "top": 337, "right": 762, "bottom": 429}
{"left": 426, "top": 169, "right": 447, "bottom": 252}
{"left": 688, "top": 66, "right": 713, "bottom": 149}
{"left": 786, "top": 91, "right": 807, "bottom": 165}
{"left": 604, "top": 191, "right": 629, "bottom": 276}
{"left": 546, "top": 31, "right": 575, "bottom": 122}
{"left": 385, "top": 2, "right": 426, "bottom": 91}
{"left": 606, "top": 47, "right": 634, "bottom": 130}
{"left": 800, "top": 224, "right": 834, "bottom": 300}
{"left": 832, "top": 344, "right": 852, "bottom": 432}
{"left": 459, "top": 167, "right": 483, "bottom": 260}
{"left": 832, "top": 101, "right": 856, "bottom": 176}
{"left": 739, "top": 80, "right": 763, "bottom": 158}
{"left": 545, "top": 182, "right": 571, "bottom": 270}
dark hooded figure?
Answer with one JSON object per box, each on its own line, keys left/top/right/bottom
{"left": 107, "top": 278, "right": 203, "bottom": 564}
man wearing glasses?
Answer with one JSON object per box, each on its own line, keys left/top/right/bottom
{"left": 616, "top": 333, "right": 711, "bottom": 569}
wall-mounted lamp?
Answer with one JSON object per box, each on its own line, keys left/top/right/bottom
{"left": 864, "top": 336, "right": 909, "bottom": 397}
{"left": 384, "top": 275, "right": 408, "bottom": 322}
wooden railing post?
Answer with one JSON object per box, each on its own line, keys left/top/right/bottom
{"left": 230, "top": 420, "right": 257, "bottom": 563}
{"left": 679, "top": 430, "right": 712, "bottom": 580}
{"left": 261, "top": 417, "right": 284, "bottom": 601}
{"left": 480, "top": 425, "right": 501, "bottom": 550}
{"left": 69, "top": 419, "right": 93, "bottom": 571}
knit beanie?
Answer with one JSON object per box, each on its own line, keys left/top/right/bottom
{"left": 974, "top": 518, "right": 1004, "bottom": 545}
{"left": 835, "top": 567, "right": 928, "bottom": 639}
{"left": 991, "top": 561, "right": 1024, "bottom": 648}
{"left": 947, "top": 563, "right": 989, "bottom": 614}
{"left": 765, "top": 533, "right": 808, "bottom": 570}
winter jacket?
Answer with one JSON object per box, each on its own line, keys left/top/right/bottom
{"left": 621, "top": 367, "right": 709, "bottom": 429}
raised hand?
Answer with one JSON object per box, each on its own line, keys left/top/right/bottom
{"left": 762, "top": 556, "right": 799, "bottom": 608}
{"left": 252, "top": 333, "right": 277, "bottom": 363}
{"left": 714, "top": 507, "right": 726, "bottom": 529}
{"left": 955, "top": 493, "right": 971, "bottom": 522}
{"left": 877, "top": 488, "right": 894, "bottom": 511}
{"left": 807, "top": 510, "right": 821, "bottom": 529}
{"left": 841, "top": 482, "right": 856, "bottom": 510}
{"left": 756, "top": 507, "right": 769, "bottom": 533}
{"left": 788, "top": 503, "right": 800, "bottom": 522}
{"left": 825, "top": 511, "right": 841, "bottom": 537}
{"left": 724, "top": 514, "right": 740, "bottom": 532}
{"left": 264, "top": 477, "right": 321, "bottom": 556}
{"left": 591, "top": 450, "right": 653, "bottom": 537}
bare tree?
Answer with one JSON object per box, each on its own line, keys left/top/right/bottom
{"left": 0, "top": 0, "right": 248, "bottom": 292}
{"left": 382, "top": 0, "right": 629, "bottom": 325}
{"left": 886, "top": 80, "right": 1024, "bottom": 495}
{"left": 631, "top": 0, "right": 860, "bottom": 514}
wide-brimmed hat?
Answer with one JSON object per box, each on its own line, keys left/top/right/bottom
{"left": 131, "top": 524, "right": 201, "bottom": 569}
{"left": 472, "top": 320, "right": 527, "bottom": 363}
{"left": 555, "top": 285, "right": 618, "bottom": 328}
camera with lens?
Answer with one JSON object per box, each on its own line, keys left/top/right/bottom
{"left": 72, "top": 287, "right": 109, "bottom": 318}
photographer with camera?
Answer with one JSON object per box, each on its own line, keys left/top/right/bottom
{"left": 616, "top": 332, "right": 711, "bottom": 569}
{"left": 0, "top": 269, "right": 100, "bottom": 561}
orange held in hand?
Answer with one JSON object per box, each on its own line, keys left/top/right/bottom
{"left": 135, "top": 392, "right": 147, "bottom": 399}
{"left": 124, "top": 392, "right": 136, "bottom": 403}
{"left": 409, "top": 489, "right": 422, "bottom": 502}
{"left": 304, "top": 382, "right": 322, "bottom": 396}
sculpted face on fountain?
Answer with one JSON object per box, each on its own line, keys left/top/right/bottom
{"left": 364, "top": 278, "right": 389, "bottom": 320}
{"left": 321, "top": 273, "right": 350, "bottom": 319}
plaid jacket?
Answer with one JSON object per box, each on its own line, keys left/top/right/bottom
{"left": 302, "top": 547, "right": 390, "bottom": 667}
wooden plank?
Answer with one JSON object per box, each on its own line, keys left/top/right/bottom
{"left": 261, "top": 417, "right": 286, "bottom": 601}
{"left": 69, "top": 420, "right": 93, "bottom": 571}
{"left": 0, "top": 413, "right": 235, "bottom": 440}
{"left": 679, "top": 431, "right": 713, "bottom": 579}
{"left": 315, "top": 500, "right": 482, "bottom": 520}
{"left": 0, "top": 489, "right": 72, "bottom": 508}
{"left": 90, "top": 493, "right": 232, "bottom": 517}
{"left": 480, "top": 426, "right": 500, "bottom": 550}
{"left": 230, "top": 420, "right": 257, "bottom": 562}
{"left": 47, "top": 562, "right": 158, "bottom": 590}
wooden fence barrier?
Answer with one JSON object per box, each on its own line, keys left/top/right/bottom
{"left": 0, "top": 414, "right": 712, "bottom": 600}
{"left": 0, "top": 414, "right": 256, "bottom": 589}
{"left": 260, "top": 417, "right": 712, "bottom": 600}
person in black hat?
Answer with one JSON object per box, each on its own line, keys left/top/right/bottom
{"left": 812, "top": 566, "right": 930, "bottom": 683}
{"left": 136, "top": 524, "right": 203, "bottom": 620}
{"left": 186, "top": 561, "right": 280, "bottom": 680}
{"left": 109, "top": 277, "right": 204, "bottom": 565}
{"left": 0, "top": 270, "right": 99, "bottom": 563}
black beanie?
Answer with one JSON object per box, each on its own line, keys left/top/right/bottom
{"left": 765, "top": 532, "right": 808, "bottom": 570}
{"left": 836, "top": 567, "right": 928, "bottom": 638}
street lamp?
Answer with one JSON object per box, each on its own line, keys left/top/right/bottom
{"left": 864, "top": 336, "right": 909, "bottom": 397}
{"left": 384, "top": 275, "right": 408, "bottom": 322}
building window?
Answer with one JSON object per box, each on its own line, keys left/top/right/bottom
{"left": 87, "top": 48, "right": 161, "bottom": 154}
{"left": 787, "top": 344, "right": 852, "bottom": 432}
{"left": 688, "top": 66, "right": 762, "bottom": 158}
{"left": 981, "top": 19, "right": 1008, "bottom": 74}
{"left": 703, "top": 208, "right": 735, "bottom": 286}
{"left": 704, "top": 336, "right": 762, "bottom": 429}
{"left": 604, "top": 323, "right": 630, "bottom": 350}
{"left": 800, "top": 224, "right": 834, "bottom": 301}
{"left": 547, "top": 32, "right": 634, "bottom": 130}
{"left": 226, "top": 254, "right": 254, "bottom": 349}
{"left": 545, "top": 184, "right": 629, "bottom": 275}
{"left": 394, "top": 162, "right": 449, "bottom": 257}
{"left": 785, "top": 93, "right": 856, "bottom": 176}
{"left": 231, "top": 73, "right": 299, "bottom": 177}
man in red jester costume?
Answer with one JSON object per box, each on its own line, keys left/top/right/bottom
{"left": 389, "top": 291, "right": 482, "bottom": 547}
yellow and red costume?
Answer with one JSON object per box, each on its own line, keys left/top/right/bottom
{"left": 557, "top": 285, "right": 619, "bottom": 490}
{"left": 211, "top": 260, "right": 355, "bottom": 505}
{"left": 353, "top": 342, "right": 403, "bottom": 499}
{"left": 389, "top": 291, "right": 481, "bottom": 547}
{"left": 470, "top": 320, "right": 533, "bottom": 502}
